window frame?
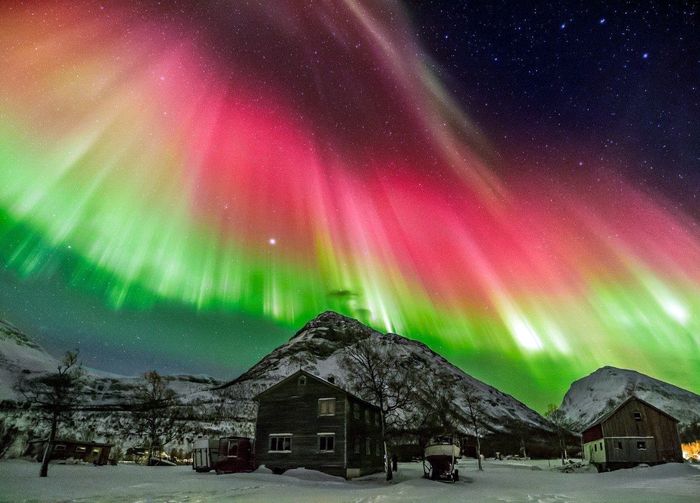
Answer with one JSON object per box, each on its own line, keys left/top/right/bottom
{"left": 636, "top": 441, "right": 647, "bottom": 450}
{"left": 269, "top": 434, "right": 293, "bottom": 453}
{"left": 318, "top": 398, "right": 336, "bottom": 417}
{"left": 633, "top": 411, "right": 642, "bottom": 421}
{"left": 317, "top": 433, "right": 335, "bottom": 453}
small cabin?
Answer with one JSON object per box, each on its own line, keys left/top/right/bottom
{"left": 582, "top": 396, "right": 683, "bottom": 471}
{"left": 255, "top": 370, "right": 384, "bottom": 479}
{"left": 30, "top": 439, "right": 113, "bottom": 465}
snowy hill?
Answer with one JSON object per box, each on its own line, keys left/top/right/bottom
{"left": 558, "top": 366, "right": 700, "bottom": 431}
{"left": 0, "top": 319, "right": 222, "bottom": 403}
{"left": 0, "top": 320, "right": 60, "bottom": 401}
{"left": 223, "top": 311, "right": 554, "bottom": 436}
{"left": 0, "top": 318, "right": 235, "bottom": 458}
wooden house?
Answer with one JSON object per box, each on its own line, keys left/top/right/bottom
{"left": 254, "top": 370, "right": 384, "bottom": 479}
{"left": 582, "top": 396, "right": 683, "bottom": 471}
{"left": 30, "top": 439, "right": 113, "bottom": 465}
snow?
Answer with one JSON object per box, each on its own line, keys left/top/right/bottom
{"left": 0, "top": 459, "right": 697, "bottom": 502}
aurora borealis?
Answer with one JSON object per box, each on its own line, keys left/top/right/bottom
{"left": 0, "top": 1, "right": 697, "bottom": 410}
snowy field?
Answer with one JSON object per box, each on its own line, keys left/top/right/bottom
{"left": 1, "top": 459, "right": 698, "bottom": 503}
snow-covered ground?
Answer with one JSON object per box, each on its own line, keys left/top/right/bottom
{"left": 1, "top": 459, "right": 698, "bottom": 502}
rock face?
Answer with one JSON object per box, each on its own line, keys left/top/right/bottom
{"left": 223, "top": 311, "right": 554, "bottom": 436}
{"left": 558, "top": 366, "right": 700, "bottom": 432}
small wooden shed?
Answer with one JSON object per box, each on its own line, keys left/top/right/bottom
{"left": 582, "top": 395, "right": 683, "bottom": 471}
{"left": 30, "top": 439, "right": 113, "bottom": 465}
{"left": 255, "top": 370, "right": 384, "bottom": 479}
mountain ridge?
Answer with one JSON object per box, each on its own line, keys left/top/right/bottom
{"left": 557, "top": 365, "right": 700, "bottom": 432}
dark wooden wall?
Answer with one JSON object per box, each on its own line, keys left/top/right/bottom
{"left": 255, "top": 374, "right": 348, "bottom": 476}
{"left": 346, "top": 396, "right": 384, "bottom": 475}
{"left": 602, "top": 398, "right": 683, "bottom": 463}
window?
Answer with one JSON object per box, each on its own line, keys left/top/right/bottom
{"left": 637, "top": 441, "right": 647, "bottom": 450}
{"left": 76, "top": 446, "right": 87, "bottom": 453}
{"left": 318, "top": 434, "right": 335, "bottom": 452}
{"left": 318, "top": 398, "right": 336, "bottom": 416}
{"left": 269, "top": 435, "right": 292, "bottom": 452}
{"left": 353, "top": 403, "right": 360, "bottom": 420}
{"left": 365, "top": 409, "right": 371, "bottom": 424}
{"left": 594, "top": 444, "right": 597, "bottom": 452}
{"left": 617, "top": 441, "right": 622, "bottom": 450}
{"left": 354, "top": 437, "right": 360, "bottom": 454}
{"left": 54, "top": 444, "right": 66, "bottom": 451}
{"left": 227, "top": 440, "right": 238, "bottom": 457}
{"left": 366, "top": 438, "right": 371, "bottom": 455}
{"left": 298, "top": 375, "right": 306, "bottom": 386}
{"left": 633, "top": 411, "right": 642, "bottom": 421}
{"left": 599, "top": 442, "right": 603, "bottom": 450}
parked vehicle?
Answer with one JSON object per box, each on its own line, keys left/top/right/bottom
{"left": 214, "top": 437, "right": 257, "bottom": 474}
{"left": 192, "top": 437, "right": 220, "bottom": 472}
{"left": 423, "top": 435, "right": 460, "bottom": 482}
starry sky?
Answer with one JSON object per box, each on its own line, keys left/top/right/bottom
{"left": 0, "top": 0, "right": 697, "bottom": 411}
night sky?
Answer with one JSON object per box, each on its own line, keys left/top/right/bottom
{"left": 0, "top": 1, "right": 697, "bottom": 411}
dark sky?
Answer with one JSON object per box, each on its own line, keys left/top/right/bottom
{"left": 404, "top": 0, "right": 698, "bottom": 217}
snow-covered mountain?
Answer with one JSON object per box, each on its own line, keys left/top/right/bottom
{"left": 558, "top": 366, "right": 700, "bottom": 432}
{"left": 223, "top": 311, "right": 554, "bottom": 436}
{"left": 0, "top": 318, "right": 235, "bottom": 458}
{"left": 0, "top": 318, "right": 221, "bottom": 403}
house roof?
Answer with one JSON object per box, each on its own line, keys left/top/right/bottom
{"left": 254, "top": 369, "right": 380, "bottom": 411}
{"left": 582, "top": 395, "right": 679, "bottom": 433}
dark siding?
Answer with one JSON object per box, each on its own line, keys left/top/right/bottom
{"left": 346, "top": 397, "right": 384, "bottom": 476}
{"left": 582, "top": 424, "right": 603, "bottom": 443}
{"left": 601, "top": 398, "right": 683, "bottom": 463}
{"left": 255, "top": 375, "right": 347, "bottom": 476}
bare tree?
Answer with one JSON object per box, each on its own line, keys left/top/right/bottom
{"left": 545, "top": 404, "right": 574, "bottom": 465}
{"left": 463, "top": 384, "right": 485, "bottom": 471}
{"left": 122, "top": 370, "right": 189, "bottom": 464}
{"left": 16, "top": 351, "right": 84, "bottom": 477}
{"left": 339, "top": 338, "right": 418, "bottom": 480}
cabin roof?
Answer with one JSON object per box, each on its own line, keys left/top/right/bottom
{"left": 254, "top": 369, "right": 380, "bottom": 411}
{"left": 28, "top": 438, "right": 114, "bottom": 448}
{"left": 582, "top": 395, "right": 679, "bottom": 433}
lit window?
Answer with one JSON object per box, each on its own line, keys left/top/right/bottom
{"left": 76, "top": 446, "right": 87, "bottom": 453}
{"left": 318, "top": 434, "right": 335, "bottom": 452}
{"left": 269, "top": 435, "right": 292, "bottom": 452}
{"left": 637, "top": 441, "right": 646, "bottom": 450}
{"left": 633, "top": 411, "right": 642, "bottom": 421}
{"left": 318, "top": 398, "right": 336, "bottom": 416}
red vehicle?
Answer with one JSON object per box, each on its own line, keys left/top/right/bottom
{"left": 214, "top": 437, "right": 257, "bottom": 474}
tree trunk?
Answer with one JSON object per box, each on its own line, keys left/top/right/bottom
{"left": 379, "top": 405, "right": 391, "bottom": 481}
{"left": 475, "top": 435, "right": 483, "bottom": 471}
{"left": 40, "top": 412, "right": 58, "bottom": 477}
